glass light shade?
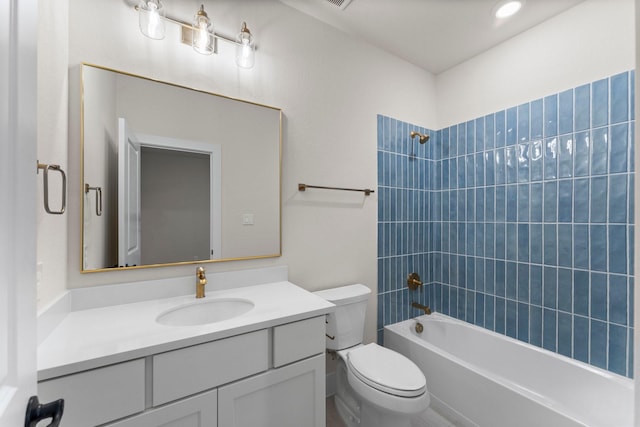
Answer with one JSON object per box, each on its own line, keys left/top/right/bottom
{"left": 138, "top": 0, "right": 166, "bottom": 40}
{"left": 193, "top": 5, "right": 214, "bottom": 55}
{"left": 235, "top": 22, "right": 255, "bottom": 69}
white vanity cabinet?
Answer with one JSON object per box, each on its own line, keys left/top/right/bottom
{"left": 38, "top": 316, "right": 326, "bottom": 427}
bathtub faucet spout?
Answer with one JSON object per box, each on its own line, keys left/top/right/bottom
{"left": 411, "top": 302, "right": 432, "bottom": 315}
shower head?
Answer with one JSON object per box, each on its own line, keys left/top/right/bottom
{"left": 410, "top": 131, "right": 430, "bottom": 144}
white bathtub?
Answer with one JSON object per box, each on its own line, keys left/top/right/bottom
{"left": 384, "top": 313, "right": 633, "bottom": 427}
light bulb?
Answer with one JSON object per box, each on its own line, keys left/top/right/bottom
{"left": 138, "top": 0, "right": 165, "bottom": 40}
{"left": 235, "top": 22, "right": 255, "bottom": 69}
{"left": 193, "top": 5, "right": 214, "bottom": 55}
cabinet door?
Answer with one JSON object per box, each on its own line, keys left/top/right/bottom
{"left": 105, "top": 389, "right": 217, "bottom": 427}
{"left": 218, "top": 354, "right": 325, "bottom": 427}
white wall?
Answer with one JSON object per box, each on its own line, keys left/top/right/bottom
{"left": 37, "top": 0, "right": 69, "bottom": 308}
{"left": 436, "top": 0, "right": 635, "bottom": 128}
{"left": 37, "top": 0, "right": 437, "bottom": 347}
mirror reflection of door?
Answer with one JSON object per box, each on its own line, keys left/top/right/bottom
{"left": 118, "top": 118, "right": 142, "bottom": 267}
{"left": 117, "top": 118, "right": 221, "bottom": 267}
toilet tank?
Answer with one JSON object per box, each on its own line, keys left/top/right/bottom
{"left": 313, "top": 284, "right": 371, "bottom": 351}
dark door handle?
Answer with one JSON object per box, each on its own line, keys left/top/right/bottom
{"left": 24, "top": 396, "right": 64, "bottom": 427}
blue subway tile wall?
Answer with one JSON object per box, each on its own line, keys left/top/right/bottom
{"left": 377, "top": 70, "right": 635, "bottom": 378}
{"left": 377, "top": 115, "right": 437, "bottom": 344}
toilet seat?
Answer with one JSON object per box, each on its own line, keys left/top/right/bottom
{"left": 346, "top": 343, "right": 426, "bottom": 397}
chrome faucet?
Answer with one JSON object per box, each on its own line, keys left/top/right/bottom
{"left": 196, "top": 266, "right": 207, "bottom": 298}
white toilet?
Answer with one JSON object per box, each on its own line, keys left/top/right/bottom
{"left": 314, "top": 284, "right": 430, "bottom": 427}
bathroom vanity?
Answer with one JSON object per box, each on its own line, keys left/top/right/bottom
{"left": 36, "top": 268, "right": 333, "bottom": 427}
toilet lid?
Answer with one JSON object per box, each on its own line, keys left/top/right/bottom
{"left": 347, "top": 343, "right": 426, "bottom": 398}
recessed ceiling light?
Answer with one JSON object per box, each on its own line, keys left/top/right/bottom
{"left": 494, "top": 0, "right": 524, "bottom": 19}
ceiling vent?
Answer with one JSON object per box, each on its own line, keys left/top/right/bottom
{"left": 323, "top": 0, "right": 353, "bottom": 11}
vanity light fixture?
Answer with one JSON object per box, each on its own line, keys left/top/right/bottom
{"left": 135, "top": 2, "right": 257, "bottom": 68}
{"left": 493, "top": 0, "right": 524, "bottom": 19}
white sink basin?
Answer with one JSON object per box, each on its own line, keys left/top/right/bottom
{"left": 156, "top": 298, "right": 254, "bottom": 326}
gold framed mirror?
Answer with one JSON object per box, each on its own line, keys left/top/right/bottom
{"left": 81, "top": 63, "right": 281, "bottom": 272}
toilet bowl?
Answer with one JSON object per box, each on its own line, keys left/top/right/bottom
{"left": 336, "top": 343, "right": 430, "bottom": 427}
{"left": 314, "top": 285, "right": 430, "bottom": 427}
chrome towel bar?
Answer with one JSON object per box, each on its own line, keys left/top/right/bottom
{"left": 37, "top": 161, "right": 66, "bottom": 215}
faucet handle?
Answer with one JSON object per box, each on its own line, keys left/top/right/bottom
{"left": 197, "top": 266, "right": 206, "bottom": 278}
{"left": 407, "top": 272, "right": 423, "bottom": 290}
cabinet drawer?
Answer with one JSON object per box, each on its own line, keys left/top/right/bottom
{"left": 153, "top": 329, "right": 269, "bottom": 405}
{"left": 106, "top": 389, "right": 217, "bottom": 427}
{"left": 38, "top": 359, "right": 145, "bottom": 427}
{"left": 273, "top": 316, "right": 325, "bottom": 367}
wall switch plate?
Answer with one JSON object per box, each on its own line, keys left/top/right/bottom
{"left": 242, "top": 214, "right": 254, "bottom": 225}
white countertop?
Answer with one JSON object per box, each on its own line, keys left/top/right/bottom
{"left": 38, "top": 281, "right": 334, "bottom": 381}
